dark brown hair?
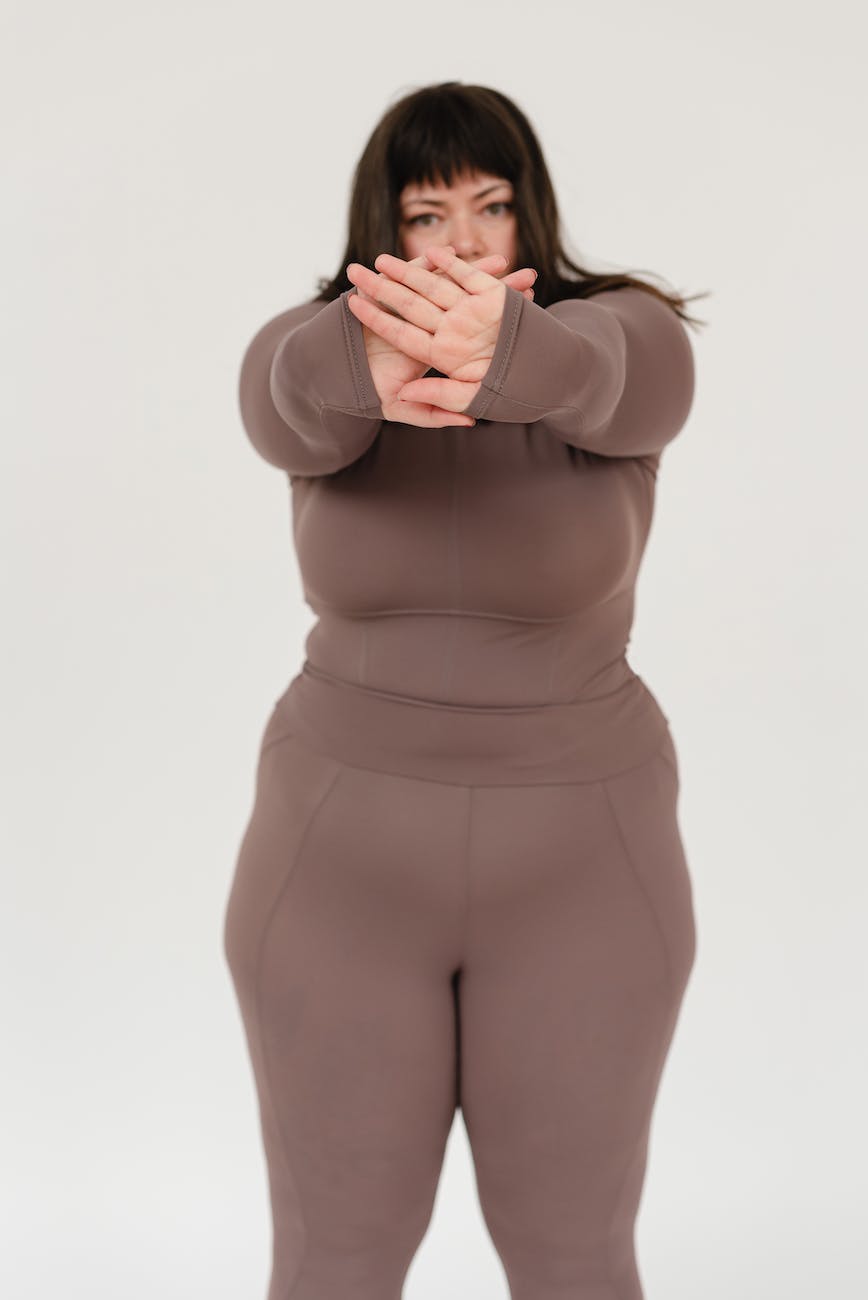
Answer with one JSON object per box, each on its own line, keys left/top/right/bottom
{"left": 313, "top": 81, "right": 710, "bottom": 329}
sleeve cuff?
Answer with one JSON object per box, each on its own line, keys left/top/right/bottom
{"left": 266, "top": 289, "right": 384, "bottom": 475}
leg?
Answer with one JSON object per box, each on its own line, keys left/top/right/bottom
{"left": 223, "top": 728, "right": 469, "bottom": 1299}
{"left": 458, "top": 738, "right": 697, "bottom": 1299}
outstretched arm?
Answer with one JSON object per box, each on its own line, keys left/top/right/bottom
{"left": 238, "top": 291, "right": 384, "bottom": 475}
{"left": 459, "top": 283, "right": 695, "bottom": 462}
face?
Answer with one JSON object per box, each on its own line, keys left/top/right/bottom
{"left": 397, "top": 169, "right": 518, "bottom": 274}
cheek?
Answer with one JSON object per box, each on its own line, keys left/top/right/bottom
{"left": 490, "top": 220, "right": 519, "bottom": 272}
{"left": 399, "top": 227, "right": 426, "bottom": 260}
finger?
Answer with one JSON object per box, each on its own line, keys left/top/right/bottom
{"left": 371, "top": 251, "right": 465, "bottom": 310}
{"left": 353, "top": 250, "right": 442, "bottom": 313}
{"left": 369, "top": 250, "right": 523, "bottom": 296}
{"left": 420, "top": 244, "right": 499, "bottom": 295}
{"left": 503, "top": 266, "right": 538, "bottom": 288}
{"left": 345, "top": 290, "right": 435, "bottom": 367}
{"left": 375, "top": 252, "right": 512, "bottom": 297}
{"left": 395, "top": 400, "right": 476, "bottom": 428}
{"left": 395, "top": 375, "right": 478, "bottom": 414}
{"left": 468, "top": 253, "right": 512, "bottom": 276}
{"left": 349, "top": 250, "right": 468, "bottom": 330}
{"left": 346, "top": 261, "right": 443, "bottom": 332}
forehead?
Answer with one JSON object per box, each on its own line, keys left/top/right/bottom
{"left": 399, "top": 170, "right": 512, "bottom": 199}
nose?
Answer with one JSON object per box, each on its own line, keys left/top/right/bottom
{"left": 447, "top": 214, "right": 482, "bottom": 261}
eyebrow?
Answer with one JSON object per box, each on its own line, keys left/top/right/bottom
{"left": 401, "top": 182, "right": 512, "bottom": 209}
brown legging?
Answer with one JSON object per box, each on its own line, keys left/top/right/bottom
{"left": 223, "top": 665, "right": 697, "bottom": 1299}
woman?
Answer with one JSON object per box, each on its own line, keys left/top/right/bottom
{"left": 223, "top": 80, "right": 708, "bottom": 1300}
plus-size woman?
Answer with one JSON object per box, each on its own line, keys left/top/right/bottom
{"left": 223, "top": 79, "right": 706, "bottom": 1300}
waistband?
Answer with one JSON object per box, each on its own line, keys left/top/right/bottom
{"left": 267, "top": 661, "right": 672, "bottom": 786}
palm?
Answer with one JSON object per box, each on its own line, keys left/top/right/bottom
{"left": 359, "top": 327, "right": 431, "bottom": 421}
{"left": 420, "top": 282, "right": 505, "bottom": 382}
{"left": 352, "top": 252, "right": 532, "bottom": 427}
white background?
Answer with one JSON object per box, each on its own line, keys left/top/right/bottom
{"left": 3, "top": 1, "right": 866, "bottom": 1296}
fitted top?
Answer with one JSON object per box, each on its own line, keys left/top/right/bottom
{"left": 238, "top": 280, "right": 694, "bottom": 712}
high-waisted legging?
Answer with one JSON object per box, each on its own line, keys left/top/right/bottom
{"left": 222, "top": 664, "right": 697, "bottom": 1300}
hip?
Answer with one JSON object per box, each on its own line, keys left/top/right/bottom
{"left": 258, "top": 661, "right": 678, "bottom": 788}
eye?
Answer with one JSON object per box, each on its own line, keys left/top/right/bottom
{"left": 405, "top": 201, "right": 514, "bottom": 228}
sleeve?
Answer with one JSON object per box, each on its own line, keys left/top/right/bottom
{"left": 238, "top": 288, "right": 384, "bottom": 475}
{"left": 460, "top": 283, "right": 695, "bottom": 463}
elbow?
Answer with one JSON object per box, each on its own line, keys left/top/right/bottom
{"left": 268, "top": 333, "right": 315, "bottom": 434}
{"left": 234, "top": 338, "right": 304, "bottom": 472}
{"left": 576, "top": 293, "right": 696, "bottom": 457}
{"left": 638, "top": 310, "right": 695, "bottom": 452}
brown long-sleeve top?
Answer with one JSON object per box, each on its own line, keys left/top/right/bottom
{"left": 238, "top": 283, "right": 695, "bottom": 709}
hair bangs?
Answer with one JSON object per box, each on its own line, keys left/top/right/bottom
{"left": 387, "top": 90, "right": 521, "bottom": 196}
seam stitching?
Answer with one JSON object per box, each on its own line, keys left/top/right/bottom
{"left": 490, "top": 287, "right": 524, "bottom": 390}
{"left": 478, "top": 388, "right": 587, "bottom": 420}
{"left": 339, "top": 291, "right": 368, "bottom": 408}
{"left": 470, "top": 288, "right": 523, "bottom": 417}
{"left": 259, "top": 727, "right": 299, "bottom": 760}
{"left": 597, "top": 775, "right": 677, "bottom": 999}
{"left": 250, "top": 759, "right": 345, "bottom": 1292}
{"left": 457, "top": 787, "right": 474, "bottom": 962}
{"left": 277, "top": 732, "right": 661, "bottom": 790}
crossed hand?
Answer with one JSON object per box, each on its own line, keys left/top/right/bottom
{"left": 345, "top": 244, "right": 538, "bottom": 428}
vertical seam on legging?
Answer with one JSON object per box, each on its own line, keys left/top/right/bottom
{"left": 454, "top": 786, "right": 474, "bottom": 1111}
{"left": 457, "top": 786, "right": 474, "bottom": 962}
{"left": 598, "top": 765, "right": 686, "bottom": 1297}
{"left": 251, "top": 760, "right": 346, "bottom": 1295}
{"left": 597, "top": 776, "right": 676, "bottom": 999}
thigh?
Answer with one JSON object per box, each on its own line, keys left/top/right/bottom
{"left": 223, "top": 724, "right": 469, "bottom": 1297}
{"left": 457, "top": 738, "right": 697, "bottom": 1299}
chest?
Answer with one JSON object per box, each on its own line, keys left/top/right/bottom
{"left": 290, "top": 423, "right": 655, "bottom": 618}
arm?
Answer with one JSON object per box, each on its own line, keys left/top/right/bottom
{"left": 461, "top": 283, "right": 695, "bottom": 464}
{"left": 238, "top": 289, "right": 384, "bottom": 475}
